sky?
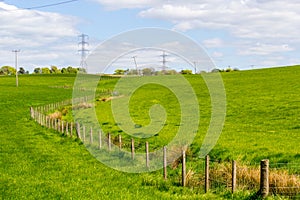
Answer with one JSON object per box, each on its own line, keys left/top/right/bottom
{"left": 1, "top": 0, "right": 300, "bottom": 73}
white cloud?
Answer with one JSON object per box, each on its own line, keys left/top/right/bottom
{"left": 202, "top": 38, "right": 224, "bottom": 48}
{"left": 92, "top": 0, "right": 158, "bottom": 10}
{"left": 211, "top": 51, "right": 223, "bottom": 58}
{"left": 0, "top": 2, "right": 80, "bottom": 71}
{"left": 138, "top": 0, "right": 300, "bottom": 42}
{"left": 239, "top": 43, "right": 294, "bottom": 56}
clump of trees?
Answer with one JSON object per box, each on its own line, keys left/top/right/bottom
{"left": 113, "top": 68, "right": 194, "bottom": 76}
{"left": 180, "top": 69, "right": 193, "bottom": 74}
{"left": 0, "top": 66, "right": 16, "bottom": 75}
{"left": 33, "top": 66, "right": 85, "bottom": 74}
{"left": 0, "top": 66, "right": 30, "bottom": 75}
{"left": 211, "top": 67, "right": 240, "bottom": 73}
{"left": 0, "top": 65, "right": 84, "bottom": 76}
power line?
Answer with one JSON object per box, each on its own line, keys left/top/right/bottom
{"left": 24, "top": 0, "right": 79, "bottom": 10}
{"left": 0, "top": 0, "right": 79, "bottom": 11}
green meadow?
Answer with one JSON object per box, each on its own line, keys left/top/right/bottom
{"left": 95, "top": 66, "right": 300, "bottom": 165}
{"left": 1, "top": 66, "right": 299, "bottom": 199}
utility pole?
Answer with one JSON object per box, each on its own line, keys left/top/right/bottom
{"left": 132, "top": 56, "right": 138, "bottom": 75}
{"left": 12, "top": 50, "right": 20, "bottom": 87}
{"left": 78, "top": 34, "right": 89, "bottom": 72}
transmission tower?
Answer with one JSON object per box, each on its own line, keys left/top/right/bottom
{"left": 160, "top": 51, "right": 168, "bottom": 74}
{"left": 193, "top": 61, "right": 197, "bottom": 74}
{"left": 132, "top": 56, "right": 139, "bottom": 75}
{"left": 78, "top": 34, "right": 89, "bottom": 72}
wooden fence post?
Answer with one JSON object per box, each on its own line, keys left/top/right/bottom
{"left": 131, "top": 138, "right": 135, "bottom": 160}
{"left": 54, "top": 119, "right": 57, "bottom": 131}
{"left": 118, "top": 135, "right": 122, "bottom": 150}
{"left": 163, "top": 146, "right": 167, "bottom": 180}
{"left": 61, "top": 120, "right": 65, "bottom": 133}
{"left": 66, "top": 122, "right": 69, "bottom": 136}
{"left": 44, "top": 116, "right": 47, "bottom": 128}
{"left": 182, "top": 150, "right": 186, "bottom": 187}
{"left": 145, "top": 141, "right": 149, "bottom": 168}
{"left": 205, "top": 155, "right": 210, "bottom": 193}
{"left": 46, "top": 117, "right": 49, "bottom": 128}
{"left": 260, "top": 159, "right": 269, "bottom": 198}
{"left": 38, "top": 112, "right": 41, "bottom": 124}
{"left": 70, "top": 122, "right": 73, "bottom": 137}
{"left": 51, "top": 118, "right": 54, "bottom": 129}
{"left": 76, "top": 123, "right": 81, "bottom": 139}
{"left": 232, "top": 160, "right": 237, "bottom": 193}
{"left": 90, "top": 127, "right": 93, "bottom": 144}
{"left": 98, "top": 130, "right": 102, "bottom": 149}
{"left": 57, "top": 119, "right": 60, "bottom": 132}
{"left": 82, "top": 125, "right": 86, "bottom": 143}
{"left": 108, "top": 133, "right": 111, "bottom": 151}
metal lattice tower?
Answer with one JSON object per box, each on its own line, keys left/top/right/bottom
{"left": 78, "top": 34, "right": 89, "bottom": 71}
{"left": 132, "top": 56, "right": 139, "bottom": 75}
{"left": 160, "top": 51, "right": 168, "bottom": 74}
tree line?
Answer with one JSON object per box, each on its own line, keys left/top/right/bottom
{"left": 0, "top": 66, "right": 86, "bottom": 75}
{"left": 113, "top": 67, "right": 239, "bottom": 76}
{"left": 113, "top": 68, "right": 193, "bottom": 76}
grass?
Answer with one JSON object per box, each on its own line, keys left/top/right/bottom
{"left": 1, "top": 65, "right": 300, "bottom": 199}
{"left": 0, "top": 74, "right": 223, "bottom": 199}
{"left": 212, "top": 66, "right": 300, "bottom": 164}
{"left": 94, "top": 66, "right": 300, "bottom": 165}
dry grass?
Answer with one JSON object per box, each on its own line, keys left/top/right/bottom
{"left": 48, "top": 111, "right": 62, "bottom": 119}
{"left": 269, "top": 169, "right": 300, "bottom": 197}
{"left": 72, "top": 102, "right": 93, "bottom": 110}
{"left": 183, "top": 161, "right": 300, "bottom": 197}
{"left": 98, "top": 95, "right": 124, "bottom": 102}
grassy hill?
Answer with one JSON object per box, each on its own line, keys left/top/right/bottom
{"left": 0, "top": 66, "right": 299, "bottom": 199}
{"left": 94, "top": 66, "right": 300, "bottom": 164}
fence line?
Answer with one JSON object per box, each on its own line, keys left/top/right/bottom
{"left": 30, "top": 100, "right": 300, "bottom": 199}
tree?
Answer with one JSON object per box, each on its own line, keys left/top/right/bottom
{"left": 127, "top": 69, "right": 138, "bottom": 75}
{"left": 67, "top": 66, "right": 78, "bottom": 74}
{"left": 181, "top": 69, "right": 192, "bottom": 75}
{"left": 50, "top": 66, "right": 60, "bottom": 74}
{"left": 142, "top": 68, "right": 154, "bottom": 76}
{"left": 0, "top": 66, "right": 16, "bottom": 75}
{"left": 18, "top": 67, "right": 25, "bottom": 74}
{"left": 225, "top": 67, "right": 233, "bottom": 72}
{"left": 42, "top": 67, "right": 51, "bottom": 74}
{"left": 165, "top": 70, "right": 178, "bottom": 75}
{"left": 78, "top": 68, "right": 86, "bottom": 74}
{"left": 34, "top": 68, "right": 41, "bottom": 74}
{"left": 211, "top": 68, "right": 221, "bottom": 73}
{"left": 61, "top": 67, "right": 67, "bottom": 74}
{"left": 114, "top": 69, "right": 126, "bottom": 75}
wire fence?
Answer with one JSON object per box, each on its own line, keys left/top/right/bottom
{"left": 30, "top": 99, "right": 300, "bottom": 199}
{"left": 269, "top": 163, "right": 300, "bottom": 198}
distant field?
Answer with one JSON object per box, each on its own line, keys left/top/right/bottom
{"left": 1, "top": 66, "right": 299, "bottom": 199}
{"left": 95, "top": 66, "right": 300, "bottom": 164}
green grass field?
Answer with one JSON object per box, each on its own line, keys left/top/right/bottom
{"left": 94, "top": 66, "right": 300, "bottom": 165}
{"left": 1, "top": 66, "right": 299, "bottom": 199}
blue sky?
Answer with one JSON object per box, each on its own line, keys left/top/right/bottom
{"left": 1, "top": 0, "right": 300, "bottom": 73}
